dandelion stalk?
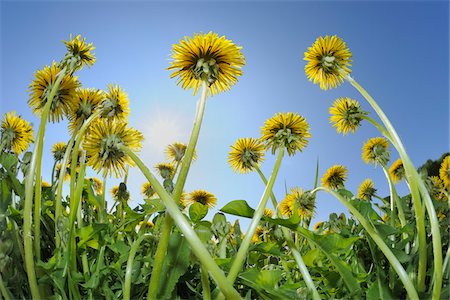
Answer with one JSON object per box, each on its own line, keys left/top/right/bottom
{"left": 201, "top": 265, "right": 211, "bottom": 300}
{"left": 120, "top": 145, "right": 242, "bottom": 300}
{"left": 147, "top": 81, "right": 209, "bottom": 300}
{"left": 312, "top": 186, "right": 419, "bottom": 300}
{"left": 124, "top": 234, "right": 151, "bottom": 300}
{"left": 346, "top": 75, "right": 442, "bottom": 295}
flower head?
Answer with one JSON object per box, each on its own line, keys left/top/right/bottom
{"left": 357, "top": 178, "right": 377, "bottom": 201}
{"left": 69, "top": 88, "right": 105, "bottom": 133}
{"left": 263, "top": 208, "right": 274, "bottom": 218}
{"left": 304, "top": 35, "right": 352, "bottom": 90}
{"left": 321, "top": 165, "right": 348, "bottom": 189}
{"left": 168, "top": 32, "right": 245, "bottom": 96}
{"left": 42, "top": 181, "right": 51, "bottom": 188}
{"left": 389, "top": 159, "right": 405, "bottom": 183}
{"left": 362, "top": 137, "right": 390, "bottom": 166}
{"left": 155, "top": 162, "right": 176, "bottom": 179}
{"left": 111, "top": 183, "right": 129, "bottom": 202}
{"left": 111, "top": 185, "right": 119, "bottom": 201}
{"left": 28, "top": 62, "right": 80, "bottom": 123}
{"left": 279, "top": 187, "right": 315, "bottom": 219}
{"left": 83, "top": 119, "right": 143, "bottom": 178}
{"left": 55, "top": 162, "right": 72, "bottom": 182}
{"left": 439, "top": 156, "right": 450, "bottom": 188}
{"left": 88, "top": 177, "right": 103, "bottom": 195}
{"left": 62, "top": 34, "right": 96, "bottom": 71}
{"left": 186, "top": 190, "right": 217, "bottom": 208}
{"left": 0, "top": 111, "right": 34, "bottom": 155}
{"left": 228, "top": 138, "right": 265, "bottom": 174}
{"left": 101, "top": 84, "right": 130, "bottom": 122}
{"left": 251, "top": 226, "right": 264, "bottom": 244}
{"left": 429, "top": 176, "right": 447, "bottom": 201}
{"left": 313, "top": 221, "right": 323, "bottom": 231}
{"left": 141, "top": 182, "right": 155, "bottom": 198}
{"left": 329, "top": 97, "right": 366, "bottom": 135}
{"left": 261, "top": 112, "right": 311, "bottom": 156}
{"left": 165, "top": 142, "right": 196, "bottom": 163}
{"left": 51, "top": 142, "right": 67, "bottom": 161}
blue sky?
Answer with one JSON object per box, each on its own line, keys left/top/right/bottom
{"left": 1, "top": 1, "right": 449, "bottom": 229}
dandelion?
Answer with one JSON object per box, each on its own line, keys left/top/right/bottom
{"left": 321, "top": 165, "right": 348, "bottom": 190}
{"left": 228, "top": 138, "right": 265, "bottom": 174}
{"left": 329, "top": 97, "right": 366, "bottom": 135}
{"left": 55, "top": 162, "right": 72, "bottom": 182}
{"left": 168, "top": 32, "right": 245, "bottom": 95}
{"left": 304, "top": 35, "right": 352, "bottom": 90}
{"left": 357, "top": 178, "right": 376, "bottom": 201}
{"left": 429, "top": 176, "right": 446, "bottom": 201}
{"left": 179, "top": 191, "right": 188, "bottom": 208}
{"left": 261, "top": 112, "right": 311, "bottom": 156}
{"left": 62, "top": 34, "right": 96, "bottom": 71}
{"left": 88, "top": 177, "right": 103, "bottom": 195}
{"left": 279, "top": 187, "right": 315, "bottom": 218}
{"left": 111, "top": 184, "right": 129, "bottom": 202}
{"left": 439, "top": 156, "right": 450, "bottom": 188}
{"left": 437, "top": 211, "right": 446, "bottom": 221}
{"left": 0, "top": 111, "right": 34, "bottom": 155}
{"left": 165, "top": 142, "right": 196, "bottom": 163}
{"left": 155, "top": 163, "right": 176, "bottom": 180}
{"left": 142, "top": 182, "right": 155, "bottom": 198}
{"left": 313, "top": 221, "right": 323, "bottom": 231}
{"left": 51, "top": 142, "right": 67, "bottom": 161}
{"left": 69, "top": 88, "right": 105, "bottom": 133}
{"left": 28, "top": 62, "right": 80, "bottom": 123}
{"left": 362, "top": 137, "right": 390, "bottom": 166}
{"left": 251, "top": 226, "right": 264, "bottom": 244}
{"left": 389, "top": 159, "right": 405, "bottom": 183}
{"left": 263, "top": 208, "right": 274, "bottom": 218}
{"left": 186, "top": 190, "right": 217, "bottom": 208}
{"left": 42, "top": 181, "right": 51, "bottom": 188}
{"left": 100, "top": 84, "right": 130, "bottom": 122}
{"left": 138, "top": 220, "right": 155, "bottom": 230}
{"left": 111, "top": 185, "right": 119, "bottom": 201}
{"left": 83, "top": 119, "right": 143, "bottom": 178}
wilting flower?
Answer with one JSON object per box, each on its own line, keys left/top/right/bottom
{"left": 362, "top": 137, "right": 390, "bottom": 166}
{"left": 28, "top": 62, "right": 80, "bottom": 123}
{"left": 155, "top": 162, "right": 176, "bottom": 179}
{"left": 88, "top": 177, "right": 103, "bottom": 195}
{"left": 389, "top": 159, "right": 405, "bottom": 183}
{"left": 263, "top": 208, "right": 274, "bottom": 218}
{"left": 186, "top": 190, "right": 217, "bottom": 208}
{"left": 429, "top": 176, "right": 447, "bottom": 201}
{"left": 141, "top": 182, "right": 155, "bottom": 198}
{"left": 440, "top": 156, "right": 450, "bottom": 188}
{"left": 69, "top": 88, "right": 105, "bottom": 133}
{"left": 329, "top": 97, "right": 366, "bottom": 135}
{"left": 168, "top": 32, "right": 245, "bottom": 95}
{"left": 357, "top": 178, "right": 377, "bottom": 201}
{"left": 251, "top": 226, "right": 264, "bottom": 244}
{"left": 228, "top": 138, "right": 265, "bottom": 174}
{"left": 261, "top": 112, "right": 311, "bottom": 156}
{"left": 165, "top": 142, "right": 196, "bottom": 163}
{"left": 279, "top": 187, "right": 315, "bottom": 219}
{"left": 0, "top": 112, "right": 34, "bottom": 155}
{"left": 83, "top": 119, "right": 143, "bottom": 178}
{"left": 304, "top": 35, "right": 352, "bottom": 90}
{"left": 51, "top": 142, "right": 67, "bottom": 161}
{"left": 100, "top": 84, "right": 130, "bottom": 122}
{"left": 313, "top": 221, "right": 323, "bottom": 231}
{"left": 321, "top": 165, "right": 348, "bottom": 189}
{"left": 62, "top": 34, "right": 96, "bottom": 71}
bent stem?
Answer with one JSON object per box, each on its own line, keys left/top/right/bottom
{"left": 147, "top": 81, "right": 209, "bottom": 300}
{"left": 312, "top": 186, "right": 419, "bottom": 300}
{"left": 124, "top": 234, "right": 151, "bottom": 300}
{"left": 120, "top": 146, "right": 242, "bottom": 300}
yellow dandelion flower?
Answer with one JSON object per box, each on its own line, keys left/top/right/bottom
{"left": 165, "top": 142, "right": 196, "bottom": 163}
{"left": 186, "top": 190, "right": 217, "bottom": 208}
{"left": 55, "top": 162, "right": 71, "bottom": 182}
{"left": 179, "top": 191, "right": 188, "bottom": 208}
{"left": 141, "top": 182, "right": 155, "bottom": 198}
{"left": 69, "top": 88, "right": 105, "bottom": 133}
{"left": 429, "top": 176, "right": 446, "bottom": 201}
{"left": 381, "top": 214, "right": 389, "bottom": 224}
{"left": 228, "top": 138, "right": 265, "bottom": 174}
{"left": 62, "top": 34, "right": 96, "bottom": 71}
{"left": 138, "top": 220, "right": 155, "bottom": 230}
{"left": 41, "top": 181, "right": 51, "bottom": 188}
{"left": 88, "top": 177, "right": 103, "bottom": 195}
{"left": 437, "top": 211, "right": 446, "bottom": 221}
{"left": 279, "top": 187, "right": 315, "bottom": 218}
{"left": 110, "top": 183, "right": 130, "bottom": 202}
{"left": 263, "top": 208, "right": 274, "bottom": 218}
{"left": 357, "top": 178, "right": 377, "bottom": 201}
{"left": 313, "top": 221, "right": 323, "bottom": 231}
{"left": 321, "top": 165, "right": 348, "bottom": 190}
{"left": 261, "top": 112, "right": 311, "bottom": 156}
{"left": 83, "top": 119, "right": 143, "bottom": 178}
{"left": 439, "top": 156, "right": 450, "bottom": 188}
{"left": 168, "top": 32, "right": 245, "bottom": 96}
{"left": 155, "top": 162, "right": 176, "bottom": 179}
{"left": 251, "top": 226, "right": 264, "bottom": 244}
{"left": 51, "top": 142, "right": 67, "bottom": 161}
{"left": 101, "top": 84, "right": 130, "bottom": 122}
{"left": 0, "top": 111, "right": 34, "bottom": 155}
{"left": 329, "top": 97, "right": 366, "bottom": 135}
{"left": 28, "top": 62, "right": 80, "bottom": 123}
{"left": 362, "top": 137, "right": 390, "bottom": 166}
{"left": 111, "top": 185, "right": 119, "bottom": 201}
{"left": 389, "top": 159, "right": 405, "bottom": 183}
{"left": 304, "top": 35, "right": 352, "bottom": 90}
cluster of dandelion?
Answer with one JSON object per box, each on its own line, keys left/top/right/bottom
{"left": 0, "top": 31, "right": 447, "bottom": 300}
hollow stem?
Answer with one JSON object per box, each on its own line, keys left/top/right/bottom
{"left": 124, "top": 234, "right": 151, "bottom": 300}
{"left": 201, "top": 264, "right": 211, "bottom": 300}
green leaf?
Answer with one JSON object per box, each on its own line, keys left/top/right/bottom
{"left": 303, "top": 248, "right": 321, "bottom": 267}
{"left": 239, "top": 269, "right": 289, "bottom": 300}
{"left": 220, "top": 200, "right": 255, "bottom": 218}
{"left": 367, "top": 278, "right": 395, "bottom": 300}
{"left": 189, "top": 202, "right": 208, "bottom": 222}
{"left": 194, "top": 221, "right": 212, "bottom": 243}
{"left": 0, "top": 152, "right": 18, "bottom": 171}
{"left": 250, "top": 242, "right": 285, "bottom": 257}
{"left": 142, "top": 198, "right": 166, "bottom": 215}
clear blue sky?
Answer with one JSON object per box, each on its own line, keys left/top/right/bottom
{"left": 1, "top": 0, "right": 448, "bottom": 228}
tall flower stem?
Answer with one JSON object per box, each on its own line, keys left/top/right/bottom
{"left": 348, "top": 75, "right": 442, "bottom": 296}
{"left": 124, "top": 234, "right": 151, "bottom": 300}
{"left": 312, "top": 186, "right": 419, "bottom": 300}
{"left": 120, "top": 146, "right": 242, "bottom": 300}
{"left": 381, "top": 166, "right": 407, "bottom": 231}
{"left": 147, "top": 81, "right": 209, "bottom": 300}
{"left": 201, "top": 264, "right": 211, "bottom": 300}
{"left": 23, "top": 66, "right": 67, "bottom": 299}
{"left": 255, "top": 166, "right": 320, "bottom": 300}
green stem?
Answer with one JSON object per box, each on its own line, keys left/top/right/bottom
{"left": 51, "top": 160, "right": 57, "bottom": 186}
{"left": 124, "top": 234, "right": 150, "bottom": 300}
{"left": 348, "top": 76, "right": 441, "bottom": 296}
{"left": 313, "top": 186, "right": 419, "bottom": 300}
{"left": 218, "top": 238, "right": 227, "bottom": 259}
{"left": 147, "top": 81, "right": 209, "bottom": 299}
{"left": 0, "top": 274, "right": 11, "bottom": 300}
{"left": 120, "top": 146, "right": 241, "bottom": 300}
{"left": 201, "top": 264, "right": 211, "bottom": 300}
